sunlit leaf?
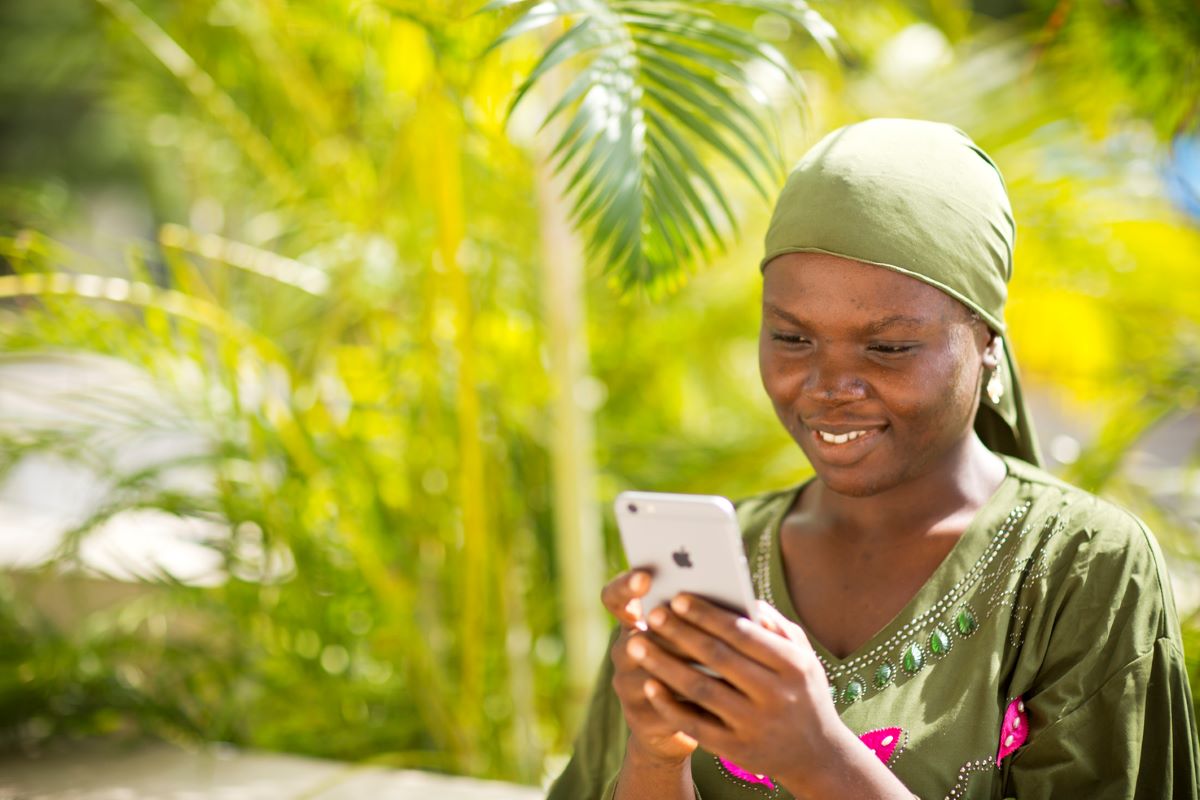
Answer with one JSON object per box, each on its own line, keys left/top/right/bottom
{"left": 489, "top": 0, "right": 837, "bottom": 293}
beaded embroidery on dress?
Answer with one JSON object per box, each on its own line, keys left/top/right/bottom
{"left": 943, "top": 697, "right": 1029, "bottom": 800}
{"left": 714, "top": 726, "right": 906, "bottom": 795}
{"left": 751, "top": 500, "right": 1033, "bottom": 706}
{"left": 713, "top": 753, "right": 782, "bottom": 797}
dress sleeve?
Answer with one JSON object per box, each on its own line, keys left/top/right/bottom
{"left": 546, "top": 628, "right": 630, "bottom": 800}
{"left": 545, "top": 636, "right": 708, "bottom": 800}
{"left": 1001, "top": 509, "right": 1200, "bottom": 799}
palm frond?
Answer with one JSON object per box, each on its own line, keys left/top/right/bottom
{"left": 92, "top": 0, "right": 304, "bottom": 203}
{"left": 488, "top": 0, "right": 838, "bottom": 293}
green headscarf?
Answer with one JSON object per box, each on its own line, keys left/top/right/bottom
{"left": 761, "top": 118, "right": 1042, "bottom": 466}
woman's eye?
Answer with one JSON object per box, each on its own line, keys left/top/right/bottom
{"left": 771, "top": 332, "right": 809, "bottom": 345}
{"left": 869, "top": 343, "right": 917, "bottom": 355}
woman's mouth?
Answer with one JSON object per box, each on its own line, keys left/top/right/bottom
{"left": 815, "top": 429, "right": 870, "bottom": 444}
{"left": 805, "top": 424, "right": 887, "bottom": 463}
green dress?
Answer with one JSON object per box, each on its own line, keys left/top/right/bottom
{"left": 547, "top": 456, "right": 1200, "bottom": 799}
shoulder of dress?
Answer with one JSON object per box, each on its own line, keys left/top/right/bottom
{"left": 1017, "top": 490, "right": 1176, "bottom": 629}
{"left": 732, "top": 485, "right": 799, "bottom": 537}
{"left": 1000, "top": 454, "right": 1079, "bottom": 494}
{"left": 996, "top": 458, "right": 1177, "bottom": 611}
{"left": 1003, "top": 454, "right": 1152, "bottom": 546}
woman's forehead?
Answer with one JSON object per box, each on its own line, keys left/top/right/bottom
{"left": 762, "top": 251, "right": 971, "bottom": 324}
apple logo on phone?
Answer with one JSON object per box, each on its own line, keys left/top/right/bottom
{"left": 672, "top": 548, "right": 693, "bottom": 568}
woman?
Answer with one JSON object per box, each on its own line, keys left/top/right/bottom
{"left": 547, "top": 119, "right": 1200, "bottom": 799}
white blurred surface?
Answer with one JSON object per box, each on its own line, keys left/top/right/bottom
{"left": 0, "top": 353, "right": 223, "bottom": 585}
{"left": 0, "top": 740, "right": 543, "bottom": 800}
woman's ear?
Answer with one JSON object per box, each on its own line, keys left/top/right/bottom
{"left": 982, "top": 334, "right": 1004, "bottom": 370}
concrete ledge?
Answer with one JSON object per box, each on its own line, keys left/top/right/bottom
{"left": 0, "top": 740, "right": 544, "bottom": 799}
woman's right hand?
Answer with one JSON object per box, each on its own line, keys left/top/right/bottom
{"left": 602, "top": 570, "right": 699, "bottom": 767}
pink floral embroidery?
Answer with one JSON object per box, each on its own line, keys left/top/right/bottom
{"left": 718, "top": 756, "right": 776, "bottom": 789}
{"left": 858, "top": 727, "right": 903, "bottom": 765}
{"left": 996, "top": 696, "right": 1029, "bottom": 765}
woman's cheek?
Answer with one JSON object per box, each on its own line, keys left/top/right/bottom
{"left": 761, "top": 354, "right": 801, "bottom": 404}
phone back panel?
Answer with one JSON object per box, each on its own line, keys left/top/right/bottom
{"left": 614, "top": 491, "right": 758, "bottom": 621}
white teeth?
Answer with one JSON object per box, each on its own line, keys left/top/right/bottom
{"left": 818, "top": 430, "right": 867, "bottom": 444}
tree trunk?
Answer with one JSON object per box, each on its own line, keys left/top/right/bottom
{"left": 534, "top": 154, "right": 607, "bottom": 732}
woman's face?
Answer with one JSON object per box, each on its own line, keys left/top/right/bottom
{"left": 759, "top": 252, "right": 998, "bottom": 497}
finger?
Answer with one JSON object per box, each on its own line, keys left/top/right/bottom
{"left": 612, "top": 628, "right": 653, "bottom": 674}
{"left": 611, "top": 637, "right": 698, "bottom": 741}
{"left": 600, "top": 570, "right": 652, "bottom": 626}
{"left": 756, "top": 600, "right": 813, "bottom": 649}
{"left": 626, "top": 634, "right": 749, "bottom": 722}
{"left": 612, "top": 666, "right": 656, "bottom": 710}
{"left": 664, "top": 595, "right": 808, "bottom": 676}
{"left": 643, "top": 614, "right": 772, "bottom": 705}
{"left": 755, "top": 600, "right": 787, "bottom": 637}
{"left": 613, "top": 630, "right": 677, "bottom": 698}
{"left": 611, "top": 637, "right": 658, "bottom": 707}
{"left": 642, "top": 678, "right": 733, "bottom": 754}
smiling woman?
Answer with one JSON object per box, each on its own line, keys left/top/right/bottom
{"left": 548, "top": 119, "right": 1200, "bottom": 800}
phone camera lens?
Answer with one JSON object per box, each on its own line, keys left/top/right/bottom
{"left": 627, "top": 503, "right": 638, "bottom": 514}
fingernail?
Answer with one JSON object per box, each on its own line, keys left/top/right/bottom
{"left": 670, "top": 595, "right": 690, "bottom": 615}
{"left": 632, "top": 572, "right": 649, "bottom": 591}
{"left": 627, "top": 639, "right": 646, "bottom": 660}
{"left": 647, "top": 608, "right": 666, "bottom": 627}
{"left": 643, "top": 680, "right": 658, "bottom": 698}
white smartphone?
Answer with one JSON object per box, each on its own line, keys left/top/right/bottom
{"left": 614, "top": 491, "right": 760, "bottom": 625}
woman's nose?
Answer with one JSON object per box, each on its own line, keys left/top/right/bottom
{"left": 801, "top": 356, "right": 868, "bottom": 403}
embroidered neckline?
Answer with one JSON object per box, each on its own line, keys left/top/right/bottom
{"left": 752, "top": 499, "right": 1033, "bottom": 703}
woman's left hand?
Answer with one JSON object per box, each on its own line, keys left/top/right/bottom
{"left": 628, "top": 595, "right": 862, "bottom": 794}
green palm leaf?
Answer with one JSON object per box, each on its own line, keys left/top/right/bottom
{"left": 486, "top": 0, "right": 837, "bottom": 293}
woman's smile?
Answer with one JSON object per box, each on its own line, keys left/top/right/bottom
{"left": 805, "top": 422, "right": 887, "bottom": 465}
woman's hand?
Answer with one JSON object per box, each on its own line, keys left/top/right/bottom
{"left": 600, "top": 570, "right": 699, "bottom": 768}
{"left": 628, "top": 595, "right": 843, "bottom": 784}
{"left": 630, "top": 596, "right": 913, "bottom": 799}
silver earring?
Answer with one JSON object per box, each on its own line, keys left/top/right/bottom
{"left": 986, "top": 368, "right": 1004, "bottom": 404}
{"left": 985, "top": 337, "right": 1005, "bottom": 404}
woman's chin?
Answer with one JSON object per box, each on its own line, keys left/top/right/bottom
{"left": 814, "top": 472, "right": 888, "bottom": 498}
{"left": 800, "top": 453, "right": 895, "bottom": 497}
{"left": 796, "top": 441, "right": 897, "bottom": 497}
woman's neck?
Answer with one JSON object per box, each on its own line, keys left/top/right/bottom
{"left": 801, "top": 434, "right": 1007, "bottom": 542}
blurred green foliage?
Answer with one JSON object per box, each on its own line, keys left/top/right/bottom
{"left": 0, "top": 0, "right": 1198, "bottom": 787}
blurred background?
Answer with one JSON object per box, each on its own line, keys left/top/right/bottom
{"left": 0, "top": 0, "right": 1198, "bottom": 791}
